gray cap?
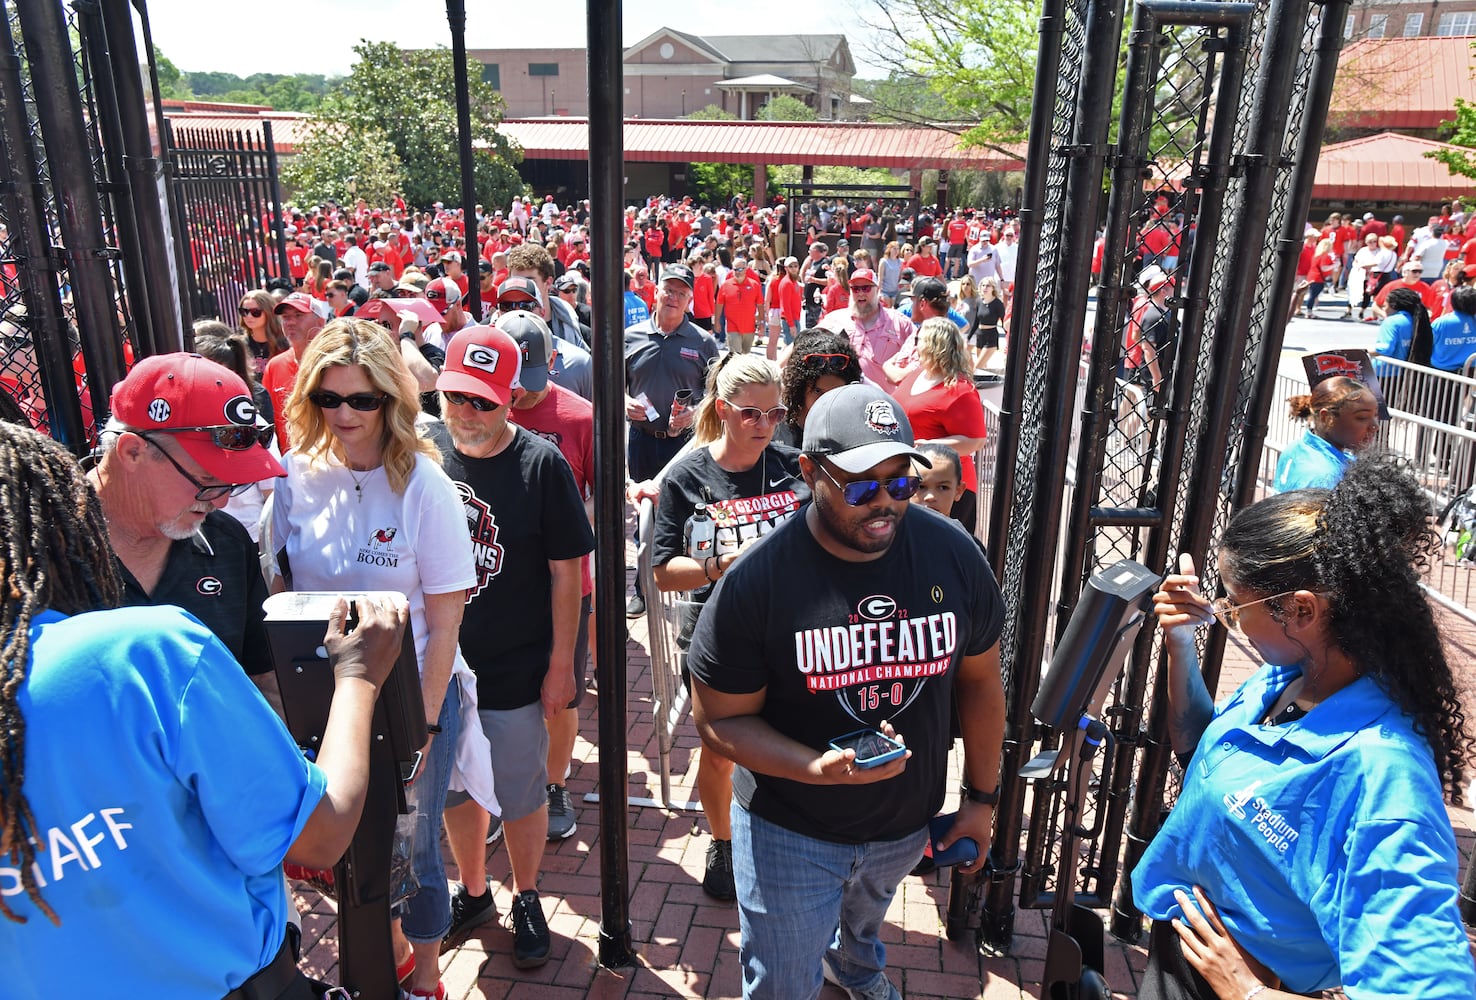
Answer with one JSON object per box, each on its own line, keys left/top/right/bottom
{"left": 493, "top": 312, "right": 551, "bottom": 392}
{"left": 802, "top": 383, "right": 931, "bottom": 474}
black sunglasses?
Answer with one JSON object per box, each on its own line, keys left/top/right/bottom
{"left": 139, "top": 433, "right": 251, "bottom": 502}
{"left": 308, "top": 390, "right": 389, "bottom": 411}
{"left": 147, "top": 423, "right": 273, "bottom": 450}
{"left": 238, "top": 306, "right": 264, "bottom": 318}
{"left": 817, "top": 461, "right": 921, "bottom": 506}
{"left": 442, "top": 391, "right": 501, "bottom": 412}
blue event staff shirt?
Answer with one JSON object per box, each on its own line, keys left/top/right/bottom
{"left": 1372, "top": 311, "right": 1413, "bottom": 379}
{"left": 1272, "top": 428, "right": 1352, "bottom": 493}
{"left": 1132, "top": 662, "right": 1475, "bottom": 998}
{"left": 1430, "top": 310, "right": 1476, "bottom": 372}
{"left": 0, "top": 606, "right": 326, "bottom": 996}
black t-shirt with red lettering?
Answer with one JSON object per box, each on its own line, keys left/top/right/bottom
{"left": 651, "top": 442, "right": 807, "bottom": 605}
{"left": 688, "top": 504, "right": 1003, "bottom": 844}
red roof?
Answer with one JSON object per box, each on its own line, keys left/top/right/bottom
{"left": 496, "top": 118, "right": 1024, "bottom": 170}
{"left": 1329, "top": 36, "right": 1476, "bottom": 130}
{"left": 1313, "top": 131, "right": 1476, "bottom": 202}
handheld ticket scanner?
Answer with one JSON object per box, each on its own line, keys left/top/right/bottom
{"left": 265, "top": 592, "right": 427, "bottom": 1000}
{"left": 1026, "top": 560, "right": 1159, "bottom": 1000}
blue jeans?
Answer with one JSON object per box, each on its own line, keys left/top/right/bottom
{"left": 732, "top": 803, "right": 928, "bottom": 1000}
{"left": 400, "top": 679, "right": 460, "bottom": 943}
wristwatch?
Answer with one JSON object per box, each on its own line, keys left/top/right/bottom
{"left": 960, "top": 781, "right": 1000, "bottom": 806}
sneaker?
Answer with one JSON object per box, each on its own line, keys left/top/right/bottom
{"left": 485, "top": 817, "right": 503, "bottom": 845}
{"left": 546, "top": 784, "right": 577, "bottom": 841}
{"left": 626, "top": 593, "right": 646, "bottom": 618}
{"left": 821, "top": 956, "right": 902, "bottom": 1000}
{"left": 703, "top": 838, "right": 736, "bottom": 901}
{"left": 509, "top": 888, "right": 552, "bottom": 968}
{"left": 440, "top": 878, "right": 497, "bottom": 954}
{"left": 400, "top": 984, "right": 446, "bottom": 1000}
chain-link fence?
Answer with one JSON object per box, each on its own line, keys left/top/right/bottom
{"left": 973, "top": 0, "right": 1352, "bottom": 955}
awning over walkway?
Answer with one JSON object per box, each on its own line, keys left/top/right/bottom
{"left": 496, "top": 118, "right": 1024, "bottom": 170}
{"left": 1313, "top": 131, "right": 1474, "bottom": 202}
{"left": 1329, "top": 35, "right": 1475, "bottom": 131}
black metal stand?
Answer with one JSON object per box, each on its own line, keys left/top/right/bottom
{"left": 267, "top": 596, "right": 428, "bottom": 999}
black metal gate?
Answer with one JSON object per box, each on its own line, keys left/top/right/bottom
{"left": 166, "top": 121, "right": 290, "bottom": 325}
{"left": 947, "top": 0, "right": 1355, "bottom": 953}
{"left": 0, "top": 0, "right": 183, "bottom": 451}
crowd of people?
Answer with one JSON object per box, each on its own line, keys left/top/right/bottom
{"left": 0, "top": 186, "right": 1473, "bottom": 1000}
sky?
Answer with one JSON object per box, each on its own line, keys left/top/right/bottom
{"left": 144, "top": 0, "right": 892, "bottom": 80}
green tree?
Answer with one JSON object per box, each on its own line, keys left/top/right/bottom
{"left": 858, "top": 0, "right": 1038, "bottom": 155}
{"left": 287, "top": 40, "right": 524, "bottom": 211}
{"left": 756, "top": 95, "right": 817, "bottom": 121}
{"left": 687, "top": 104, "right": 736, "bottom": 121}
{"left": 1431, "top": 98, "right": 1476, "bottom": 181}
{"left": 280, "top": 120, "right": 403, "bottom": 208}
{"left": 153, "top": 46, "right": 191, "bottom": 100}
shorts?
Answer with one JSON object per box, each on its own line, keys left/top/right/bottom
{"left": 974, "top": 326, "right": 1000, "bottom": 350}
{"left": 569, "top": 592, "right": 591, "bottom": 709}
{"left": 445, "top": 701, "right": 549, "bottom": 822}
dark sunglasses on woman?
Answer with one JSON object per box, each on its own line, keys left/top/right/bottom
{"left": 238, "top": 306, "right": 264, "bottom": 318}
{"left": 802, "top": 353, "right": 854, "bottom": 376}
{"left": 308, "top": 390, "right": 389, "bottom": 411}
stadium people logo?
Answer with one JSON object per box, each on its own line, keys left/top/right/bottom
{"left": 223, "top": 394, "right": 257, "bottom": 425}
{"left": 357, "top": 526, "right": 400, "bottom": 567}
{"left": 862, "top": 400, "right": 900, "bottom": 436}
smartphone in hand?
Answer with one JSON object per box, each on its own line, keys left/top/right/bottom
{"left": 828, "top": 728, "right": 906, "bottom": 768}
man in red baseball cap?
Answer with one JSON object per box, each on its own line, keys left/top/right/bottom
{"left": 431, "top": 326, "right": 595, "bottom": 969}
{"left": 89, "top": 352, "right": 285, "bottom": 702}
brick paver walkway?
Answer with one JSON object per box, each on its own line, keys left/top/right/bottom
{"left": 296, "top": 565, "right": 1476, "bottom": 999}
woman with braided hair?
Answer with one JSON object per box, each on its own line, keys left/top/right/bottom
{"left": 1133, "top": 454, "right": 1476, "bottom": 1000}
{"left": 0, "top": 421, "right": 408, "bottom": 997}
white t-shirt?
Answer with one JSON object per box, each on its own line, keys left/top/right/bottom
{"left": 342, "top": 245, "right": 369, "bottom": 288}
{"left": 272, "top": 449, "right": 496, "bottom": 812}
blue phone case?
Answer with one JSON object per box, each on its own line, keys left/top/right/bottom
{"left": 827, "top": 728, "right": 906, "bottom": 768}
{"left": 927, "top": 812, "right": 979, "bottom": 868}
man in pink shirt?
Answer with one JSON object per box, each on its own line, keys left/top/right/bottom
{"left": 817, "top": 267, "right": 916, "bottom": 386}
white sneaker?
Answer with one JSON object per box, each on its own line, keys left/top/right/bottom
{"left": 821, "top": 956, "right": 902, "bottom": 1000}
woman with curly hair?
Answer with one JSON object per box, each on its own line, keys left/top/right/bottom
{"left": 1135, "top": 454, "right": 1476, "bottom": 1000}
{"left": 774, "top": 329, "right": 862, "bottom": 447}
{"left": 272, "top": 317, "right": 492, "bottom": 998}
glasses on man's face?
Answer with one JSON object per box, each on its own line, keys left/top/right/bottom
{"left": 816, "top": 462, "right": 922, "bottom": 506}
{"left": 1210, "top": 591, "right": 1299, "bottom": 631}
{"left": 723, "top": 401, "right": 787, "bottom": 426}
{"left": 239, "top": 306, "right": 264, "bottom": 318}
{"left": 308, "top": 389, "right": 389, "bottom": 411}
{"left": 139, "top": 433, "right": 251, "bottom": 502}
{"left": 499, "top": 300, "right": 539, "bottom": 314}
{"left": 443, "top": 391, "right": 501, "bottom": 412}
{"left": 801, "top": 352, "right": 854, "bottom": 376}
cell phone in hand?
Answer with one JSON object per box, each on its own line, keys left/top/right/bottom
{"left": 828, "top": 728, "right": 906, "bottom": 768}
{"left": 927, "top": 812, "right": 979, "bottom": 869}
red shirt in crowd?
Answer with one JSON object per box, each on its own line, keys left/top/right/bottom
{"left": 904, "top": 252, "right": 943, "bottom": 278}
{"left": 716, "top": 274, "right": 763, "bottom": 333}
{"left": 892, "top": 370, "right": 988, "bottom": 494}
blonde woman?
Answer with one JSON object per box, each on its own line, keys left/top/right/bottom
{"left": 973, "top": 277, "right": 1007, "bottom": 372}
{"left": 880, "top": 241, "right": 903, "bottom": 304}
{"left": 271, "top": 317, "right": 493, "bottom": 998}
{"left": 238, "top": 287, "right": 289, "bottom": 376}
{"left": 891, "top": 316, "right": 989, "bottom": 532}
{"left": 650, "top": 353, "right": 809, "bottom": 903}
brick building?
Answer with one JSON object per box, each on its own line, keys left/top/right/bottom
{"left": 466, "top": 28, "right": 859, "bottom": 120}
{"left": 1341, "top": 0, "right": 1476, "bottom": 38}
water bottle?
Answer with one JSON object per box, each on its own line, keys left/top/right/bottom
{"left": 685, "top": 503, "right": 716, "bottom": 560}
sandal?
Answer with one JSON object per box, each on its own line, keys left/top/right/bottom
{"left": 401, "top": 984, "right": 446, "bottom": 1000}
{"left": 395, "top": 954, "right": 415, "bottom": 984}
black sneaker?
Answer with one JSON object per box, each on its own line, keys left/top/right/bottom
{"left": 440, "top": 878, "right": 497, "bottom": 954}
{"left": 509, "top": 889, "right": 552, "bottom": 968}
{"left": 546, "top": 784, "right": 577, "bottom": 841}
{"left": 703, "top": 838, "right": 736, "bottom": 901}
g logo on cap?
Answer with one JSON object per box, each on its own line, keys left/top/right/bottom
{"left": 223, "top": 394, "right": 257, "bottom": 426}
{"left": 463, "top": 344, "right": 501, "bottom": 376}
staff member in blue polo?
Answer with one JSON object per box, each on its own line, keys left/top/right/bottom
{"left": 623, "top": 263, "right": 720, "bottom": 616}
{"left": 1137, "top": 454, "right": 1475, "bottom": 1000}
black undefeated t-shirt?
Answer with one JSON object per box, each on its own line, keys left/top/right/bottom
{"left": 688, "top": 504, "right": 1003, "bottom": 844}
{"left": 430, "top": 423, "right": 594, "bottom": 710}
{"left": 119, "top": 511, "right": 272, "bottom": 677}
